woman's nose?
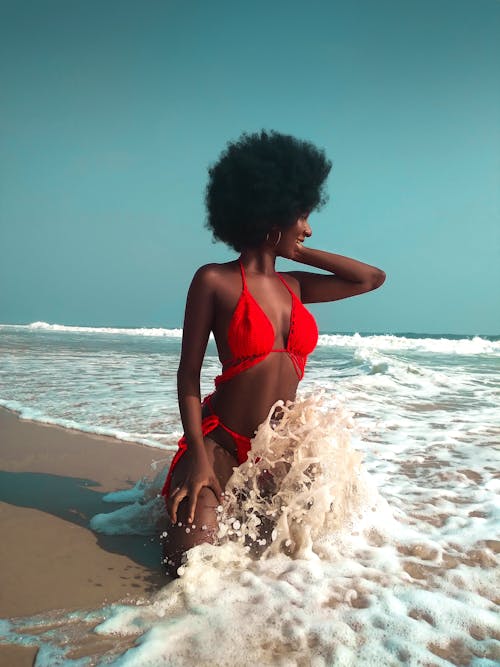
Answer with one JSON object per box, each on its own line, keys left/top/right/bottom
{"left": 304, "top": 221, "right": 312, "bottom": 237}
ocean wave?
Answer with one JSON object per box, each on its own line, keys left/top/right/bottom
{"left": 0, "top": 321, "right": 183, "bottom": 337}
{"left": 1, "top": 323, "right": 498, "bottom": 354}
{"left": 318, "top": 332, "right": 500, "bottom": 355}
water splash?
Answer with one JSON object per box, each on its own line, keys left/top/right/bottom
{"left": 217, "top": 393, "right": 371, "bottom": 561}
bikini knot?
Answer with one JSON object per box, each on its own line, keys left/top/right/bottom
{"left": 201, "top": 414, "right": 220, "bottom": 432}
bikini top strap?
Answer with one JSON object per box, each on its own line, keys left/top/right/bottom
{"left": 238, "top": 258, "right": 247, "bottom": 291}
{"left": 275, "top": 271, "right": 295, "bottom": 298}
{"left": 239, "top": 260, "right": 294, "bottom": 298}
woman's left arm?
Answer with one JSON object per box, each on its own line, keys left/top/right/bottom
{"left": 287, "top": 246, "right": 386, "bottom": 303}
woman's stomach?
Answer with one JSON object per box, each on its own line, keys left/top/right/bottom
{"left": 208, "top": 352, "right": 302, "bottom": 441}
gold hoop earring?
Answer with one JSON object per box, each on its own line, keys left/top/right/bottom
{"left": 266, "top": 230, "right": 282, "bottom": 247}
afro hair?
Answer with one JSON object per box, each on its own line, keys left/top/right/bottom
{"left": 205, "top": 130, "right": 332, "bottom": 252}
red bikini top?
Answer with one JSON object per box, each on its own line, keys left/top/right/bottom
{"left": 214, "top": 259, "right": 319, "bottom": 387}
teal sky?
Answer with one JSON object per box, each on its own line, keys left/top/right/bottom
{"left": 1, "top": 0, "right": 499, "bottom": 334}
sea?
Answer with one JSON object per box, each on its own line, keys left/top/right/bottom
{"left": 0, "top": 322, "right": 499, "bottom": 666}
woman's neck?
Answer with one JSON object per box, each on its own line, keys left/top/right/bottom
{"left": 239, "top": 246, "right": 277, "bottom": 276}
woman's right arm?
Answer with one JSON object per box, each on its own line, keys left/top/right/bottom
{"left": 167, "top": 265, "right": 223, "bottom": 524}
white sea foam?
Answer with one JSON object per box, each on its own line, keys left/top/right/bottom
{"left": 0, "top": 398, "right": 180, "bottom": 450}
{"left": 2, "top": 322, "right": 498, "bottom": 354}
{"left": 29, "top": 321, "right": 184, "bottom": 337}
{"left": 91, "top": 475, "right": 168, "bottom": 536}
{"left": 216, "top": 395, "right": 372, "bottom": 560}
{"left": 318, "top": 332, "right": 500, "bottom": 355}
{"left": 1, "top": 326, "right": 499, "bottom": 665}
{"left": 0, "top": 321, "right": 184, "bottom": 337}
{"left": 3, "top": 393, "right": 498, "bottom": 666}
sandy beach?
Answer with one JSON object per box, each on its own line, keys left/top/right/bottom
{"left": 0, "top": 407, "right": 168, "bottom": 666}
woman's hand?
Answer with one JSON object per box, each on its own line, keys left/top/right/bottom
{"left": 271, "top": 219, "right": 309, "bottom": 262}
{"left": 276, "top": 236, "right": 308, "bottom": 262}
{"left": 167, "top": 451, "right": 223, "bottom": 525}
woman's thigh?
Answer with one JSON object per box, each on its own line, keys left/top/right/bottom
{"left": 162, "top": 436, "right": 237, "bottom": 574}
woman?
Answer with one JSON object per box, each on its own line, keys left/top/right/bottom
{"left": 161, "top": 130, "right": 385, "bottom": 575}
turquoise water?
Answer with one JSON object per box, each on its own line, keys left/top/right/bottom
{"left": 1, "top": 322, "right": 498, "bottom": 449}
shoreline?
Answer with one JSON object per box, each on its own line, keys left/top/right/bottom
{"left": 0, "top": 406, "right": 169, "bottom": 664}
{"left": 0, "top": 403, "right": 174, "bottom": 452}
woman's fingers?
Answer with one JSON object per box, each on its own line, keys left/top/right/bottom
{"left": 186, "top": 479, "right": 224, "bottom": 523}
{"left": 187, "top": 486, "right": 202, "bottom": 524}
{"left": 168, "top": 486, "right": 187, "bottom": 523}
{"left": 169, "top": 477, "right": 224, "bottom": 524}
{"left": 211, "top": 477, "right": 224, "bottom": 505}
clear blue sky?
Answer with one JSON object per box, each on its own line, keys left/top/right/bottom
{"left": 1, "top": 0, "right": 499, "bottom": 334}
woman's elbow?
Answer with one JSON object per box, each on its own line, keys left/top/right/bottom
{"left": 177, "top": 364, "right": 201, "bottom": 387}
{"left": 370, "top": 269, "right": 386, "bottom": 290}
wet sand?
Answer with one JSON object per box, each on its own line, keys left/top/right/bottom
{"left": 0, "top": 407, "right": 169, "bottom": 666}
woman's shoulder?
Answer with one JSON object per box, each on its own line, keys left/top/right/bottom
{"left": 190, "top": 261, "right": 239, "bottom": 290}
{"left": 193, "top": 261, "right": 237, "bottom": 278}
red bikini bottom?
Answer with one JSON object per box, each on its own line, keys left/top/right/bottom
{"left": 161, "top": 394, "right": 252, "bottom": 501}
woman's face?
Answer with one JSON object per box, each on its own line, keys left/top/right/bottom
{"left": 279, "top": 214, "right": 312, "bottom": 255}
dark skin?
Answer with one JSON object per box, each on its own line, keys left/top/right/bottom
{"left": 162, "top": 215, "right": 386, "bottom": 574}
